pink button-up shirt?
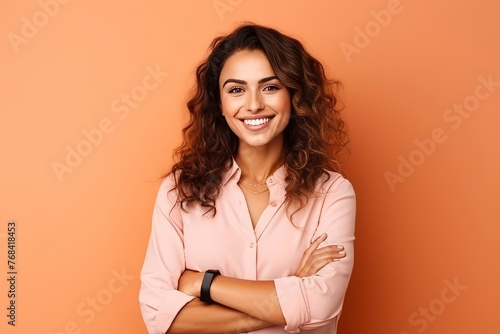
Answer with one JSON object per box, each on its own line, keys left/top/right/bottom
{"left": 139, "top": 161, "right": 356, "bottom": 334}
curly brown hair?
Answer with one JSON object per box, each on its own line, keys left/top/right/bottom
{"left": 168, "top": 23, "right": 349, "bottom": 218}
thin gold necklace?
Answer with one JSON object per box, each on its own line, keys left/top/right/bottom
{"left": 239, "top": 178, "right": 267, "bottom": 187}
{"left": 237, "top": 181, "right": 269, "bottom": 195}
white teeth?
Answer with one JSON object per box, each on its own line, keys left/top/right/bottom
{"left": 243, "top": 118, "right": 270, "bottom": 126}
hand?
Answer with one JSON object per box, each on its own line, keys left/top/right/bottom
{"left": 294, "top": 233, "right": 346, "bottom": 278}
{"left": 178, "top": 269, "right": 203, "bottom": 297}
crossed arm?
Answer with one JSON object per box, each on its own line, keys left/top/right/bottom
{"left": 140, "top": 177, "right": 356, "bottom": 334}
{"left": 167, "top": 233, "right": 346, "bottom": 333}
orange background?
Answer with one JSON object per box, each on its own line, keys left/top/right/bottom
{"left": 1, "top": 0, "right": 499, "bottom": 333}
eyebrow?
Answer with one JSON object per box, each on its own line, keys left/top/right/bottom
{"left": 222, "top": 76, "right": 279, "bottom": 88}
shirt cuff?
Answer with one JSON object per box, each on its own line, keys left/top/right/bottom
{"left": 274, "top": 276, "right": 309, "bottom": 333}
{"left": 141, "top": 289, "right": 194, "bottom": 334}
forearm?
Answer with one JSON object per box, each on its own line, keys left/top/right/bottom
{"left": 168, "top": 298, "right": 273, "bottom": 334}
{"left": 210, "top": 276, "right": 286, "bottom": 326}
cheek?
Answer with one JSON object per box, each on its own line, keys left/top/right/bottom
{"left": 280, "top": 102, "right": 292, "bottom": 128}
{"left": 220, "top": 98, "right": 239, "bottom": 116}
{"left": 274, "top": 92, "right": 292, "bottom": 112}
{"left": 276, "top": 98, "right": 292, "bottom": 119}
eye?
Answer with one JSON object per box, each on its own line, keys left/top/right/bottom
{"left": 263, "top": 85, "right": 280, "bottom": 92}
{"left": 228, "top": 87, "right": 244, "bottom": 94}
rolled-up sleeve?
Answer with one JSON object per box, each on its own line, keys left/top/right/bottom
{"left": 274, "top": 179, "right": 356, "bottom": 333}
{"left": 139, "top": 177, "right": 194, "bottom": 334}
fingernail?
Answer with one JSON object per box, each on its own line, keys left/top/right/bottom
{"left": 339, "top": 251, "right": 346, "bottom": 255}
{"left": 336, "top": 245, "right": 344, "bottom": 249}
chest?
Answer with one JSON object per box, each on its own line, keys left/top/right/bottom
{"left": 240, "top": 188, "right": 269, "bottom": 229}
{"left": 181, "top": 187, "right": 324, "bottom": 279}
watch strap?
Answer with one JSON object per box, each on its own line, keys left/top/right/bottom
{"left": 200, "top": 270, "right": 221, "bottom": 303}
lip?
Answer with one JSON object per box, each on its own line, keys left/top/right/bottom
{"left": 238, "top": 115, "right": 275, "bottom": 120}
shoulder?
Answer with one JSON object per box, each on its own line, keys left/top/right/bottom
{"left": 157, "top": 172, "right": 177, "bottom": 194}
{"left": 315, "top": 172, "right": 356, "bottom": 228}
{"left": 155, "top": 173, "right": 180, "bottom": 212}
{"left": 317, "top": 171, "right": 355, "bottom": 197}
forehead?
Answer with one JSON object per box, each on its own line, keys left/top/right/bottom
{"left": 219, "top": 50, "right": 276, "bottom": 83}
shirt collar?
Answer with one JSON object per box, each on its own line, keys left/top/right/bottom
{"left": 221, "top": 159, "right": 287, "bottom": 187}
{"left": 221, "top": 159, "right": 241, "bottom": 186}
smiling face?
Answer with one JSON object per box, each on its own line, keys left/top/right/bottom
{"left": 219, "top": 49, "right": 291, "bottom": 151}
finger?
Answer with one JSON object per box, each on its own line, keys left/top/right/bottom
{"left": 309, "top": 245, "right": 346, "bottom": 258}
{"left": 310, "top": 251, "right": 342, "bottom": 264}
{"left": 336, "top": 246, "right": 346, "bottom": 259}
{"left": 295, "top": 234, "right": 327, "bottom": 276}
{"left": 305, "top": 233, "right": 327, "bottom": 256}
{"left": 300, "top": 234, "right": 327, "bottom": 266}
{"left": 299, "top": 246, "right": 347, "bottom": 276}
{"left": 330, "top": 245, "right": 346, "bottom": 259}
{"left": 312, "top": 233, "right": 328, "bottom": 245}
{"left": 307, "top": 251, "right": 345, "bottom": 272}
{"left": 306, "top": 248, "right": 346, "bottom": 269}
{"left": 302, "top": 257, "right": 332, "bottom": 275}
{"left": 329, "top": 245, "right": 347, "bottom": 257}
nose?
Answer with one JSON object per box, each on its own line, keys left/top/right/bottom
{"left": 244, "top": 90, "right": 264, "bottom": 113}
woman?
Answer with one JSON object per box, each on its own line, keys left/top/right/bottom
{"left": 139, "top": 23, "right": 356, "bottom": 334}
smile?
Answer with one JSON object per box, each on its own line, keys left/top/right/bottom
{"left": 243, "top": 118, "right": 270, "bottom": 126}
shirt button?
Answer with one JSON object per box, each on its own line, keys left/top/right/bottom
{"left": 270, "top": 202, "right": 277, "bottom": 207}
{"left": 250, "top": 242, "right": 254, "bottom": 248}
{"left": 268, "top": 178, "right": 273, "bottom": 184}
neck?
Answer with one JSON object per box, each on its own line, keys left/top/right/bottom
{"left": 235, "top": 137, "right": 285, "bottom": 184}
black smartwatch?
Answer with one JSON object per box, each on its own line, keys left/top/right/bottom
{"left": 200, "top": 270, "right": 221, "bottom": 304}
